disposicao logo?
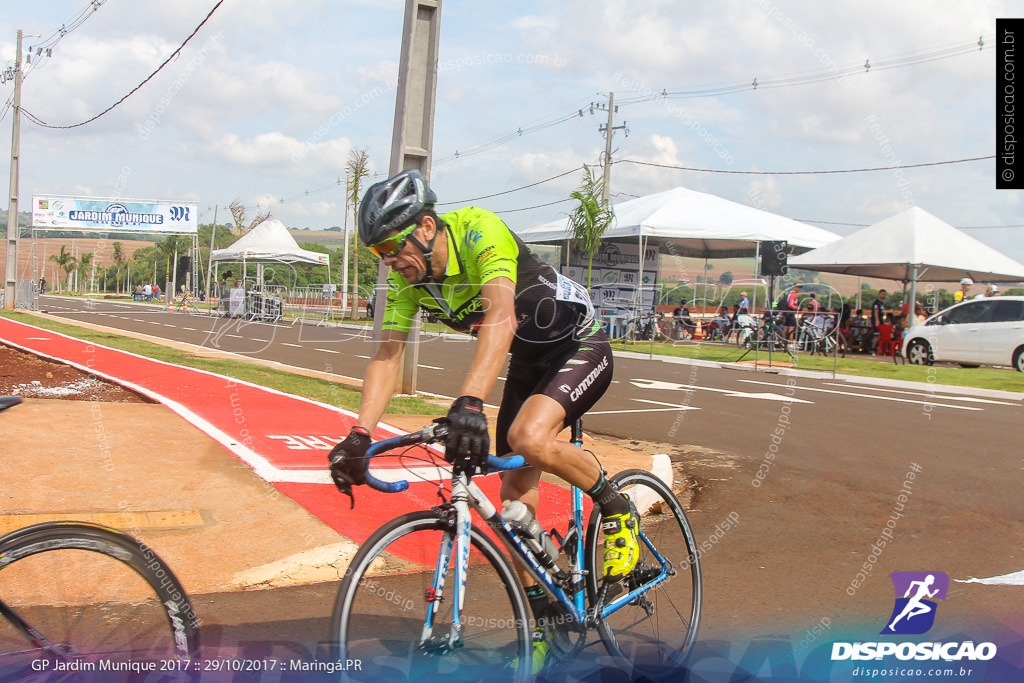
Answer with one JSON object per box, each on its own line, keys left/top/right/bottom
{"left": 881, "top": 571, "right": 948, "bottom": 635}
{"left": 831, "top": 570, "right": 997, "bottom": 663}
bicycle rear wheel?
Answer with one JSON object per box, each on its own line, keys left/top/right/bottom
{"left": 331, "top": 510, "right": 530, "bottom": 681}
{"left": 0, "top": 521, "right": 199, "bottom": 678}
{"left": 585, "top": 469, "right": 702, "bottom": 677}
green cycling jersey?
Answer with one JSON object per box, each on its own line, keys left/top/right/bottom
{"left": 381, "top": 206, "right": 595, "bottom": 356}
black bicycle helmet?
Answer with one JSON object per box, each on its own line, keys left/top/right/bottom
{"left": 357, "top": 169, "right": 437, "bottom": 246}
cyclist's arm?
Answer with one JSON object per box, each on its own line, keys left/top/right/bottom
{"left": 355, "top": 329, "right": 409, "bottom": 432}
{"left": 459, "top": 276, "right": 517, "bottom": 400}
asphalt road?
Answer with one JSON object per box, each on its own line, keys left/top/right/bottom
{"left": 31, "top": 296, "right": 1024, "bottom": 671}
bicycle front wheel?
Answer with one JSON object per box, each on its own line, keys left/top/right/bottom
{"left": 585, "top": 469, "right": 702, "bottom": 677}
{"left": 0, "top": 521, "right": 199, "bottom": 678}
{"left": 331, "top": 510, "right": 530, "bottom": 681}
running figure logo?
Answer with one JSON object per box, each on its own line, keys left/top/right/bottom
{"left": 881, "top": 571, "right": 949, "bottom": 635}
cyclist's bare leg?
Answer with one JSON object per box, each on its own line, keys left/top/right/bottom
{"left": 500, "top": 393, "right": 602, "bottom": 589}
{"left": 504, "top": 394, "right": 601, "bottom": 492}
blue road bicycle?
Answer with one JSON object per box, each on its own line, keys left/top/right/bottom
{"left": 330, "top": 418, "right": 702, "bottom": 680}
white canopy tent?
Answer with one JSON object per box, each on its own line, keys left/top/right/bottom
{"left": 210, "top": 219, "right": 331, "bottom": 318}
{"left": 517, "top": 185, "right": 841, "bottom": 315}
{"left": 518, "top": 186, "right": 841, "bottom": 258}
{"left": 211, "top": 219, "right": 331, "bottom": 269}
{"left": 789, "top": 206, "right": 1024, "bottom": 316}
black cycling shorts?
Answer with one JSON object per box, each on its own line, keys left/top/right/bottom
{"left": 494, "top": 328, "right": 613, "bottom": 457}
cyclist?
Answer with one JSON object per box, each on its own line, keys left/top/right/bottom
{"left": 328, "top": 169, "right": 638, "bottom": 669}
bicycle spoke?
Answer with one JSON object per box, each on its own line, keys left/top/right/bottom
{"left": 586, "top": 470, "right": 701, "bottom": 676}
{"left": 333, "top": 512, "right": 529, "bottom": 681}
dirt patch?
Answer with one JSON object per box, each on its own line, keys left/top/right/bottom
{"left": 0, "top": 344, "right": 150, "bottom": 403}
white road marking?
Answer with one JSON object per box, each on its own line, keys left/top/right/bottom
{"left": 630, "top": 378, "right": 814, "bottom": 403}
{"left": 315, "top": 348, "right": 340, "bottom": 354}
{"left": 418, "top": 364, "right": 443, "bottom": 370}
{"left": 737, "top": 379, "right": 983, "bottom": 411}
{"left": 956, "top": 570, "right": 1024, "bottom": 586}
{"left": 282, "top": 343, "right": 302, "bottom": 348}
{"left": 822, "top": 382, "right": 1015, "bottom": 405}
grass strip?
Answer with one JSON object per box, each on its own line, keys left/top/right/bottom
{"left": 610, "top": 337, "right": 1024, "bottom": 393}
{"left": 0, "top": 311, "right": 444, "bottom": 415}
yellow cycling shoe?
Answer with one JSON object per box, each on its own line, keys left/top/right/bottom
{"left": 602, "top": 509, "right": 640, "bottom": 583}
{"left": 509, "top": 628, "right": 552, "bottom": 674}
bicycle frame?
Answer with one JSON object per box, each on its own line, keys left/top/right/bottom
{"left": 367, "top": 425, "right": 677, "bottom": 652}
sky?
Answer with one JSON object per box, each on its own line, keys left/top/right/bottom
{"left": 1, "top": 0, "right": 1020, "bottom": 268}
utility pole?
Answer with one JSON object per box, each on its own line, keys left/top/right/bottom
{"left": 341, "top": 172, "right": 350, "bottom": 310}
{"left": 594, "top": 92, "right": 628, "bottom": 207}
{"left": 3, "top": 30, "right": 23, "bottom": 309}
{"left": 380, "top": 0, "right": 442, "bottom": 395}
{"left": 205, "top": 204, "right": 218, "bottom": 299}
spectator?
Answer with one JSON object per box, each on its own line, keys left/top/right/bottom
{"left": 39, "top": 277, "right": 46, "bottom": 293}
{"left": 849, "top": 308, "right": 870, "bottom": 353}
{"left": 737, "top": 291, "right": 750, "bottom": 315}
{"left": 871, "top": 290, "right": 887, "bottom": 329}
{"left": 836, "top": 303, "right": 853, "bottom": 355}
{"left": 707, "top": 305, "right": 732, "bottom": 341}
{"left": 954, "top": 278, "right": 973, "bottom": 303}
{"left": 876, "top": 313, "right": 897, "bottom": 356}
{"left": 143, "top": 283, "right": 152, "bottom": 301}
{"left": 807, "top": 292, "right": 821, "bottom": 314}
{"left": 673, "top": 301, "right": 695, "bottom": 339}
{"left": 780, "top": 284, "right": 801, "bottom": 340}
{"left": 974, "top": 284, "right": 998, "bottom": 299}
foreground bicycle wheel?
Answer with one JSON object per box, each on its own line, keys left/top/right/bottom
{"left": 0, "top": 521, "right": 199, "bottom": 679}
{"left": 331, "top": 510, "right": 530, "bottom": 682}
{"left": 585, "top": 469, "right": 702, "bottom": 677}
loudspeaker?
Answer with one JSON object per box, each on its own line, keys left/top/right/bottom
{"left": 175, "top": 256, "right": 192, "bottom": 284}
{"left": 761, "top": 240, "right": 788, "bottom": 276}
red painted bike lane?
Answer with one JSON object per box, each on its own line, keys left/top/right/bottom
{"left": 0, "top": 317, "right": 574, "bottom": 548}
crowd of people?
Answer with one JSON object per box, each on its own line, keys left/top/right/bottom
{"left": 661, "top": 277, "right": 1006, "bottom": 358}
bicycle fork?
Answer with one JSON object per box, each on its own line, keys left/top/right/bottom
{"left": 418, "top": 491, "right": 473, "bottom": 655}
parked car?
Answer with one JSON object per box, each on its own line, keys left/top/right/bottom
{"left": 903, "top": 296, "right": 1024, "bottom": 371}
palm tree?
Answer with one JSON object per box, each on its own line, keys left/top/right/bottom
{"left": 567, "top": 164, "right": 614, "bottom": 288}
{"left": 346, "top": 148, "right": 371, "bottom": 319}
{"left": 78, "top": 252, "right": 94, "bottom": 293}
{"left": 112, "top": 242, "right": 126, "bottom": 293}
{"left": 229, "top": 200, "right": 272, "bottom": 236}
{"left": 48, "top": 245, "right": 77, "bottom": 293}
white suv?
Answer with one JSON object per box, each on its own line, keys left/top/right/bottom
{"left": 904, "top": 296, "right": 1024, "bottom": 371}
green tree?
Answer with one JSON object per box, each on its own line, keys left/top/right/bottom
{"left": 346, "top": 148, "right": 371, "bottom": 319}
{"left": 77, "top": 252, "right": 95, "bottom": 293}
{"left": 567, "top": 164, "right": 614, "bottom": 288}
{"left": 48, "top": 245, "right": 77, "bottom": 292}
{"left": 719, "top": 271, "right": 733, "bottom": 285}
{"left": 111, "top": 242, "right": 126, "bottom": 294}
{"left": 229, "top": 199, "right": 271, "bottom": 236}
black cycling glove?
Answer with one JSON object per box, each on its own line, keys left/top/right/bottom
{"left": 445, "top": 395, "right": 489, "bottom": 471}
{"left": 328, "top": 426, "right": 372, "bottom": 508}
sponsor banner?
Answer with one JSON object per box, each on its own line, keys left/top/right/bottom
{"left": 32, "top": 195, "right": 198, "bottom": 234}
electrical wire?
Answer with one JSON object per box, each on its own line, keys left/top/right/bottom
{"left": 21, "top": 0, "right": 225, "bottom": 130}
{"left": 614, "top": 155, "right": 994, "bottom": 176}
{"left": 436, "top": 35, "right": 992, "bottom": 166}
{"left": 437, "top": 167, "right": 582, "bottom": 205}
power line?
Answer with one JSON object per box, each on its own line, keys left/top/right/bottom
{"left": 614, "top": 155, "right": 993, "bottom": 176}
{"left": 437, "top": 167, "right": 582, "bottom": 206}
{"left": 493, "top": 198, "right": 571, "bottom": 214}
{"left": 20, "top": 0, "right": 225, "bottom": 129}
{"left": 435, "top": 35, "right": 991, "bottom": 166}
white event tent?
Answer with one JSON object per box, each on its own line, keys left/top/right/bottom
{"left": 211, "top": 219, "right": 331, "bottom": 269}
{"left": 517, "top": 186, "right": 841, "bottom": 314}
{"left": 517, "top": 185, "right": 841, "bottom": 259}
{"left": 789, "top": 206, "right": 1024, "bottom": 314}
